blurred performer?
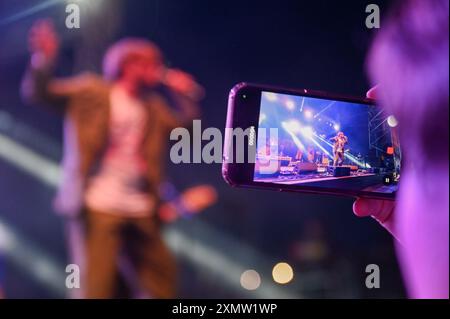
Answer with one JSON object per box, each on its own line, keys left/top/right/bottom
{"left": 295, "top": 148, "right": 303, "bottom": 161}
{"left": 22, "top": 20, "right": 204, "bottom": 299}
{"left": 306, "top": 146, "right": 315, "bottom": 163}
{"left": 315, "top": 151, "right": 323, "bottom": 164}
{"left": 331, "top": 132, "right": 348, "bottom": 166}
{"left": 279, "top": 140, "right": 297, "bottom": 158}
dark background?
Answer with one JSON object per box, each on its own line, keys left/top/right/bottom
{"left": 0, "top": 0, "right": 405, "bottom": 298}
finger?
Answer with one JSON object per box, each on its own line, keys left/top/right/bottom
{"left": 28, "top": 34, "right": 42, "bottom": 52}
{"left": 181, "top": 185, "right": 217, "bottom": 212}
{"left": 29, "top": 20, "right": 52, "bottom": 44}
{"left": 34, "top": 19, "right": 54, "bottom": 31}
{"left": 168, "top": 69, "right": 195, "bottom": 83}
{"left": 31, "top": 22, "right": 47, "bottom": 36}
{"left": 366, "top": 85, "right": 379, "bottom": 99}
{"left": 203, "top": 185, "right": 218, "bottom": 202}
{"left": 158, "top": 204, "right": 178, "bottom": 223}
{"left": 353, "top": 198, "right": 395, "bottom": 224}
{"left": 31, "top": 20, "right": 56, "bottom": 43}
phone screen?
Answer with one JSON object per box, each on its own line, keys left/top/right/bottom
{"left": 253, "top": 91, "right": 400, "bottom": 195}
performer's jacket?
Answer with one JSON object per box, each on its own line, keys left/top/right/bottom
{"left": 21, "top": 61, "right": 199, "bottom": 217}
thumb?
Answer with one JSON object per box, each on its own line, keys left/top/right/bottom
{"left": 366, "top": 85, "right": 379, "bottom": 99}
{"left": 353, "top": 198, "right": 397, "bottom": 239}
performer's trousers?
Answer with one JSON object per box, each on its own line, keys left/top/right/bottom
{"left": 85, "top": 209, "right": 177, "bottom": 299}
{"left": 333, "top": 152, "right": 344, "bottom": 166}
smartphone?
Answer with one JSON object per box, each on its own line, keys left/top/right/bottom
{"left": 222, "top": 83, "right": 400, "bottom": 200}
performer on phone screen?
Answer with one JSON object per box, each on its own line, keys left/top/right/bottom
{"left": 331, "top": 132, "right": 348, "bottom": 167}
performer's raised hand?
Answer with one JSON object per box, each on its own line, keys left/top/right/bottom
{"left": 28, "top": 19, "right": 60, "bottom": 63}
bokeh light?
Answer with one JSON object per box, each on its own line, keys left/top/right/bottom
{"left": 240, "top": 269, "right": 261, "bottom": 290}
{"left": 272, "top": 262, "right": 294, "bottom": 284}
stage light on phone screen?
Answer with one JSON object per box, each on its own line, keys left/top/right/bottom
{"left": 264, "top": 92, "right": 278, "bottom": 102}
{"left": 387, "top": 115, "right": 398, "bottom": 128}
{"left": 285, "top": 100, "right": 295, "bottom": 111}
{"left": 304, "top": 110, "right": 313, "bottom": 119}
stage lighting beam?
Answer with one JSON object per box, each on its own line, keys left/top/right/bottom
{"left": 259, "top": 113, "right": 267, "bottom": 125}
{"left": 282, "top": 121, "right": 306, "bottom": 151}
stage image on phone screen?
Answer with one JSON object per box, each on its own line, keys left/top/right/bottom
{"left": 254, "top": 91, "right": 401, "bottom": 194}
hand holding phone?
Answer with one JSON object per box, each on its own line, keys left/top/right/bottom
{"left": 353, "top": 86, "right": 399, "bottom": 240}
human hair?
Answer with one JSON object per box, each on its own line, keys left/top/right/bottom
{"left": 102, "top": 38, "right": 162, "bottom": 81}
